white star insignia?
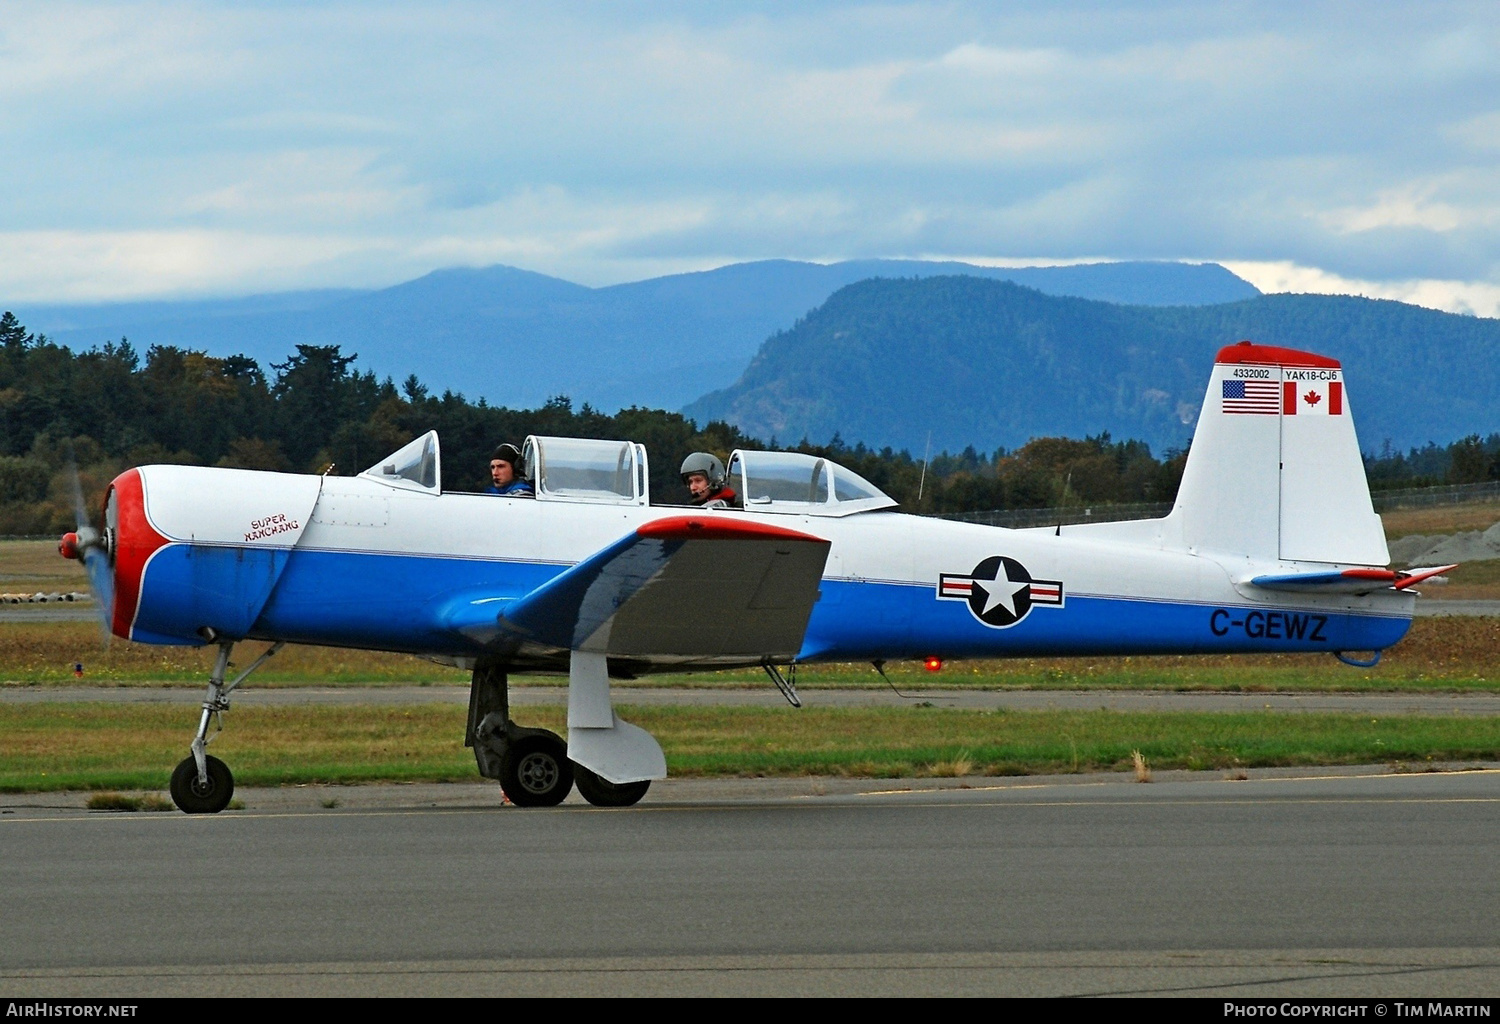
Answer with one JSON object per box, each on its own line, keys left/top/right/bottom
{"left": 972, "top": 566, "right": 1029, "bottom": 617}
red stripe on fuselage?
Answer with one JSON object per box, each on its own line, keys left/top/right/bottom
{"left": 108, "top": 469, "right": 170, "bottom": 640}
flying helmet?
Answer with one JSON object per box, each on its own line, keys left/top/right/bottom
{"left": 679, "top": 452, "right": 725, "bottom": 489}
{"left": 491, "top": 443, "right": 526, "bottom": 477}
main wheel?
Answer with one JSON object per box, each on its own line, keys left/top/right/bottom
{"left": 169, "top": 755, "right": 234, "bottom": 814}
{"left": 573, "top": 764, "right": 650, "bottom": 807}
{"left": 499, "top": 733, "right": 574, "bottom": 807}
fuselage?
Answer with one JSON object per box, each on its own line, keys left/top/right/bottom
{"left": 106, "top": 464, "right": 1413, "bottom": 668}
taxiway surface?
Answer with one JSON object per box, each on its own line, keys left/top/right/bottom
{"left": 3, "top": 769, "right": 1497, "bottom": 997}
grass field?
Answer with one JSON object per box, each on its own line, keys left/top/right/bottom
{"left": 2, "top": 614, "right": 1496, "bottom": 689}
{"left": 1381, "top": 500, "right": 1500, "bottom": 540}
{"left": 4, "top": 702, "right": 1497, "bottom": 793}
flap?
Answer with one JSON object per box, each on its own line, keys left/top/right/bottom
{"left": 498, "top": 516, "right": 831, "bottom": 658}
{"left": 1247, "top": 564, "right": 1456, "bottom": 595}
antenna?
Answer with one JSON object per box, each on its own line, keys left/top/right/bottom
{"left": 916, "top": 431, "right": 932, "bottom": 505}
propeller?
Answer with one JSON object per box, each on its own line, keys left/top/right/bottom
{"left": 58, "top": 458, "right": 115, "bottom": 642}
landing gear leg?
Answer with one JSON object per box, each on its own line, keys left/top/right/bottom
{"left": 466, "top": 658, "right": 573, "bottom": 807}
{"left": 168, "top": 639, "right": 283, "bottom": 814}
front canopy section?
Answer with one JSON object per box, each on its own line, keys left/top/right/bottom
{"left": 360, "top": 431, "right": 440, "bottom": 493}
{"left": 525, "top": 435, "right": 649, "bottom": 506}
{"left": 728, "top": 450, "right": 897, "bottom": 517}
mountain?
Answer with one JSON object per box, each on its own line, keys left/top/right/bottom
{"left": 684, "top": 277, "right": 1500, "bottom": 456}
{"left": 9, "top": 260, "right": 1257, "bottom": 413}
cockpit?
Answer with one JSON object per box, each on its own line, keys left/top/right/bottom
{"left": 359, "top": 432, "right": 898, "bottom": 517}
{"left": 725, "top": 449, "right": 896, "bottom": 516}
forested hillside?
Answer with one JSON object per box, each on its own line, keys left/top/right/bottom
{"left": 0, "top": 311, "right": 1189, "bottom": 533}
{"left": 13, "top": 259, "right": 1257, "bottom": 416}
{"left": 686, "top": 277, "right": 1500, "bottom": 456}
{"left": 2, "top": 311, "right": 1492, "bottom": 536}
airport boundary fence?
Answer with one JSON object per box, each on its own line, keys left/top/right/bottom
{"left": 937, "top": 481, "right": 1500, "bottom": 529}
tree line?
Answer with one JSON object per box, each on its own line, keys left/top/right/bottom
{"left": 0, "top": 311, "right": 1492, "bottom": 535}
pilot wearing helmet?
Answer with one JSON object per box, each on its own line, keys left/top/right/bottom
{"left": 680, "top": 452, "right": 738, "bottom": 508}
{"left": 486, "top": 444, "right": 535, "bottom": 497}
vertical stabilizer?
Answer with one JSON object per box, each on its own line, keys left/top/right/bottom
{"left": 1169, "top": 342, "right": 1388, "bottom": 566}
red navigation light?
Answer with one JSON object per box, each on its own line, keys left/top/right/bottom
{"left": 923, "top": 656, "right": 944, "bottom": 673}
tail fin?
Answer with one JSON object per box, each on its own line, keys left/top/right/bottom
{"left": 1167, "top": 341, "right": 1388, "bottom": 566}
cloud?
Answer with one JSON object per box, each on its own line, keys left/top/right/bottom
{"left": 0, "top": 229, "right": 385, "bottom": 301}
{"left": 1224, "top": 260, "right": 1500, "bottom": 318}
{"left": 0, "top": 1, "right": 1496, "bottom": 308}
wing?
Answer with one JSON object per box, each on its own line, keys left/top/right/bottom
{"left": 1247, "top": 564, "right": 1457, "bottom": 595}
{"left": 494, "top": 516, "right": 832, "bottom": 659}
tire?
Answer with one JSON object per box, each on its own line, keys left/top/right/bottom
{"left": 573, "top": 763, "right": 650, "bottom": 807}
{"left": 499, "top": 733, "right": 574, "bottom": 807}
{"left": 169, "top": 755, "right": 234, "bottom": 814}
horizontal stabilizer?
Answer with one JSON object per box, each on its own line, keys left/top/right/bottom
{"left": 1248, "top": 564, "right": 1456, "bottom": 595}
{"left": 499, "top": 516, "right": 831, "bottom": 658}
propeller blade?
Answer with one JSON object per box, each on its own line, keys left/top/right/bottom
{"left": 62, "top": 457, "right": 114, "bottom": 643}
{"left": 82, "top": 545, "right": 115, "bottom": 639}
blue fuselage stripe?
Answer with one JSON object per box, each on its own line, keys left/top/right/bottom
{"left": 133, "top": 545, "right": 1411, "bottom": 660}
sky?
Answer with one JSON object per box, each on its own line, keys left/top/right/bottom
{"left": 2, "top": 1, "right": 1497, "bottom": 315}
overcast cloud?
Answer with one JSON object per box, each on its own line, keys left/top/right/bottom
{"left": 1, "top": 1, "right": 1497, "bottom": 313}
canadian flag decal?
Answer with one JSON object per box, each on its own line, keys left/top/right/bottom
{"left": 1282, "top": 372, "right": 1343, "bottom": 415}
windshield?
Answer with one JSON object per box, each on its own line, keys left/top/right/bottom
{"left": 359, "top": 431, "right": 440, "bottom": 493}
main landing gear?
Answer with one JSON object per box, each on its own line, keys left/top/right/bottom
{"left": 168, "top": 639, "right": 283, "bottom": 814}
{"left": 465, "top": 659, "right": 650, "bottom": 808}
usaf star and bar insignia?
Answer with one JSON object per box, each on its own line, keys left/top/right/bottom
{"left": 938, "top": 556, "right": 1064, "bottom": 628}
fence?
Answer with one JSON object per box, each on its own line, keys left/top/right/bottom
{"left": 937, "top": 502, "right": 1173, "bottom": 529}
{"left": 1368, "top": 480, "right": 1500, "bottom": 512}
{"left": 937, "top": 480, "right": 1500, "bottom": 528}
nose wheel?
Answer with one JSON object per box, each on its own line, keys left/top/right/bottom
{"left": 169, "top": 755, "right": 234, "bottom": 814}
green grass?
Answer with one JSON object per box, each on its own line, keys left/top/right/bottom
{"left": 4, "top": 702, "right": 1496, "bottom": 793}
{"left": 4, "top": 615, "right": 1496, "bottom": 690}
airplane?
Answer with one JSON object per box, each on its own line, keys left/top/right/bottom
{"left": 58, "top": 340, "right": 1455, "bottom": 813}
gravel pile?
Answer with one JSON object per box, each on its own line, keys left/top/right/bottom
{"left": 1388, "top": 521, "right": 1500, "bottom": 566}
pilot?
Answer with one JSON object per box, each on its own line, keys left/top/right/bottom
{"left": 680, "top": 452, "right": 738, "bottom": 508}
{"left": 486, "top": 444, "right": 535, "bottom": 497}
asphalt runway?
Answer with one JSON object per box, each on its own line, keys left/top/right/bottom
{"left": 7, "top": 684, "right": 1500, "bottom": 717}
{"left": 2, "top": 770, "right": 1497, "bottom": 997}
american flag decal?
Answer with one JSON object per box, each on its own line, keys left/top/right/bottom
{"left": 1221, "top": 379, "right": 1280, "bottom": 415}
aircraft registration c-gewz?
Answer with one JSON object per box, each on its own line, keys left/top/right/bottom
{"left": 59, "top": 341, "right": 1453, "bottom": 812}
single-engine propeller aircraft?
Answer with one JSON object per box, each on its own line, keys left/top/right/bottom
{"left": 60, "top": 342, "right": 1454, "bottom": 812}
